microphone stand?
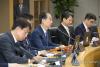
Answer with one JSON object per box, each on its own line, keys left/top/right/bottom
{"left": 71, "top": 49, "right": 80, "bottom": 66}
{"left": 24, "top": 38, "right": 38, "bottom": 56}
{"left": 71, "top": 35, "right": 80, "bottom": 66}
{"left": 59, "top": 46, "right": 67, "bottom": 66}
{"left": 57, "top": 28, "right": 76, "bottom": 65}
{"left": 57, "top": 28, "right": 75, "bottom": 41}
{"left": 56, "top": 28, "right": 81, "bottom": 66}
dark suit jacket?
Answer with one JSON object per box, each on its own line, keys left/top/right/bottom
{"left": 0, "top": 63, "right": 8, "bottom": 67}
{"left": 57, "top": 24, "right": 75, "bottom": 46}
{"left": 75, "top": 23, "right": 98, "bottom": 41}
{"left": 29, "top": 26, "right": 58, "bottom": 50}
{"left": 19, "top": 38, "right": 38, "bottom": 56}
{"left": 14, "top": 4, "right": 29, "bottom": 20}
{"left": 0, "top": 32, "right": 33, "bottom": 63}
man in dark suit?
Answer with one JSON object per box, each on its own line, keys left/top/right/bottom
{"left": 75, "top": 13, "right": 97, "bottom": 42}
{"left": 19, "top": 14, "right": 48, "bottom": 56}
{"left": 0, "top": 63, "right": 8, "bottom": 67}
{"left": 19, "top": 13, "right": 34, "bottom": 54}
{"left": 57, "top": 12, "right": 75, "bottom": 46}
{"left": 0, "top": 18, "right": 42, "bottom": 63}
{"left": 0, "top": 63, "right": 26, "bottom": 67}
{"left": 14, "top": 0, "right": 29, "bottom": 20}
{"left": 29, "top": 12, "right": 64, "bottom": 50}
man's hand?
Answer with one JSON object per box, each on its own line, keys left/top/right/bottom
{"left": 9, "top": 63, "right": 25, "bottom": 67}
{"left": 33, "top": 55, "right": 43, "bottom": 63}
{"left": 55, "top": 45, "right": 66, "bottom": 49}
{"left": 59, "top": 45, "right": 66, "bottom": 48}
{"left": 38, "top": 50, "right": 47, "bottom": 56}
{"left": 67, "top": 45, "right": 73, "bottom": 52}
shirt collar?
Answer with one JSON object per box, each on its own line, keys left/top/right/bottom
{"left": 83, "top": 22, "right": 89, "bottom": 32}
{"left": 61, "top": 23, "right": 69, "bottom": 30}
{"left": 61, "top": 23, "right": 70, "bottom": 36}
{"left": 11, "top": 32, "right": 18, "bottom": 43}
{"left": 41, "top": 25, "right": 47, "bottom": 34}
{"left": 19, "top": 4, "right": 23, "bottom": 7}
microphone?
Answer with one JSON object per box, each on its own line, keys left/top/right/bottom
{"left": 15, "top": 41, "right": 34, "bottom": 60}
{"left": 24, "top": 38, "right": 38, "bottom": 50}
{"left": 57, "top": 28, "right": 77, "bottom": 50}
{"left": 57, "top": 28, "right": 75, "bottom": 45}
{"left": 19, "top": 46, "right": 33, "bottom": 58}
{"left": 49, "top": 28, "right": 69, "bottom": 66}
{"left": 57, "top": 28, "right": 79, "bottom": 66}
{"left": 57, "top": 28, "right": 80, "bottom": 55}
{"left": 19, "top": 46, "right": 39, "bottom": 64}
{"left": 57, "top": 28, "right": 75, "bottom": 41}
{"left": 57, "top": 28, "right": 81, "bottom": 66}
{"left": 22, "top": 38, "right": 39, "bottom": 56}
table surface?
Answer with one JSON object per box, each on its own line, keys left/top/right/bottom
{"left": 8, "top": 46, "right": 100, "bottom": 67}
{"left": 64, "top": 45, "right": 100, "bottom": 67}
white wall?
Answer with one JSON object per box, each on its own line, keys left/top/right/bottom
{"left": 50, "top": 0, "right": 100, "bottom": 27}
{"left": 0, "top": 0, "right": 10, "bottom": 33}
{"left": 49, "top": 1, "right": 60, "bottom": 27}
{"left": 74, "top": 0, "right": 99, "bottom": 27}
{"left": 99, "top": 0, "right": 100, "bottom": 26}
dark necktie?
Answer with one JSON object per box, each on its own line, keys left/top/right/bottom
{"left": 19, "top": 4, "right": 23, "bottom": 14}
{"left": 45, "top": 32, "right": 49, "bottom": 48}
{"left": 45, "top": 32, "right": 48, "bottom": 41}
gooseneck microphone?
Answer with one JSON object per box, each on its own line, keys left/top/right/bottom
{"left": 57, "top": 28, "right": 75, "bottom": 40}
{"left": 57, "top": 28, "right": 80, "bottom": 66}
{"left": 57, "top": 28, "right": 75, "bottom": 45}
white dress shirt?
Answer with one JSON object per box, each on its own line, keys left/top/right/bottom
{"left": 41, "top": 25, "right": 47, "bottom": 36}
{"left": 61, "top": 23, "right": 70, "bottom": 37}
{"left": 83, "top": 22, "right": 89, "bottom": 32}
{"left": 11, "top": 32, "right": 17, "bottom": 43}
{"left": 19, "top": 4, "right": 23, "bottom": 13}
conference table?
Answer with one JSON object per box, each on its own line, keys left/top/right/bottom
{"left": 8, "top": 45, "right": 100, "bottom": 67}
{"left": 64, "top": 45, "right": 100, "bottom": 67}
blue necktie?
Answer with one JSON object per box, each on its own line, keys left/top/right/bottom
{"left": 45, "top": 32, "right": 49, "bottom": 48}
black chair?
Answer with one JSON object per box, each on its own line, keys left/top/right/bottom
{"left": 48, "top": 27, "right": 59, "bottom": 44}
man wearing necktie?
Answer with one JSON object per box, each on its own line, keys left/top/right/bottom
{"left": 19, "top": 4, "right": 23, "bottom": 14}
{"left": 14, "top": 0, "right": 29, "bottom": 20}
{"left": 57, "top": 12, "right": 75, "bottom": 46}
{"left": 75, "top": 13, "right": 97, "bottom": 42}
{"left": 29, "top": 12, "right": 65, "bottom": 50}
{"left": 0, "top": 18, "right": 42, "bottom": 63}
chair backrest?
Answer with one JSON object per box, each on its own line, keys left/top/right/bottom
{"left": 48, "top": 27, "right": 59, "bottom": 44}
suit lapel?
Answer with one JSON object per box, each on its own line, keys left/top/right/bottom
{"left": 59, "top": 24, "right": 69, "bottom": 36}
{"left": 80, "top": 23, "right": 86, "bottom": 33}
{"left": 6, "top": 32, "right": 16, "bottom": 45}
{"left": 38, "top": 26, "right": 45, "bottom": 38}
{"left": 38, "top": 26, "right": 48, "bottom": 45}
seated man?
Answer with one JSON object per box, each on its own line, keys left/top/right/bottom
{"left": 57, "top": 12, "right": 75, "bottom": 46}
{"left": 0, "top": 63, "right": 8, "bottom": 67}
{"left": 19, "top": 13, "right": 36, "bottom": 55}
{"left": 20, "top": 13, "right": 33, "bottom": 24}
{"left": 19, "top": 14, "right": 48, "bottom": 56}
{"left": 0, "top": 18, "right": 42, "bottom": 63}
{"left": 29, "top": 12, "right": 63, "bottom": 50}
{"left": 75, "top": 13, "right": 98, "bottom": 43}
